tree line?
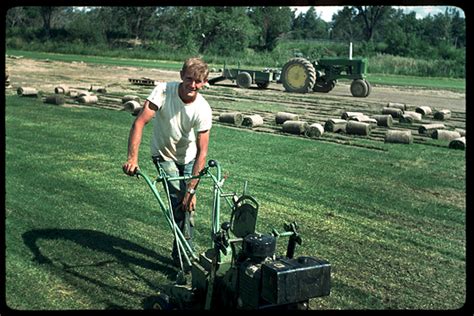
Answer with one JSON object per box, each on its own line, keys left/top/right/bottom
{"left": 6, "top": 6, "right": 465, "bottom": 71}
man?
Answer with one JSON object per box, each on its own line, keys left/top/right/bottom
{"left": 122, "top": 57, "right": 212, "bottom": 269}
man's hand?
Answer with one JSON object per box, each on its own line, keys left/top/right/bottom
{"left": 122, "top": 161, "right": 139, "bottom": 176}
{"left": 182, "top": 193, "right": 197, "bottom": 212}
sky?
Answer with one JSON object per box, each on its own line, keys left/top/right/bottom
{"left": 291, "top": 6, "right": 465, "bottom": 22}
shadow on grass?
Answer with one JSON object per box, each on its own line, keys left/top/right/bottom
{"left": 22, "top": 228, "right": 179, "bottom": 309}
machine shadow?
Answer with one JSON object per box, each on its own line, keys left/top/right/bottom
{"left": 22, "top": 228, "right": 178, "bottom": 308}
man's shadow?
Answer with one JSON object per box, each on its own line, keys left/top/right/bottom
{"left": 22, "top": 228, "right": 178, "bottom": 309}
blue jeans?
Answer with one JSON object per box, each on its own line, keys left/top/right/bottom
{"left": 152, "top": 156, "right": 195, "bottom": 266}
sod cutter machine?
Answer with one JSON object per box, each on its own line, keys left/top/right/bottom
{"left": 135, "top": 159, "right": 331, "bottom": 310}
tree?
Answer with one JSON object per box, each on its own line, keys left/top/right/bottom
{"left": 354, "top": 6, "right": 391, "bottom": 41}
{"left": 330, "top": 6, "right": 361, "bottom": 41}
{"left": 302, "top": 6, "right": 328, "bottom": 39}
{"left": 248, "top": 6, "right": 293, "bottom": 51}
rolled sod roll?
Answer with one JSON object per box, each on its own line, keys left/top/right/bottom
{"left": 415, "top": 106, "right": 432, "bottom": 116}
{"left": 346, "top": 121, "right": 371, "bottom": 136}
{"left": 372, "top": 114, "right": 393, "bottom": 127}
{"left": 454, "top": 128, "right": 466, "bottom": 137}
{"left": 122, "top": 95, "right": 141, "bottom": 104}
{"left": 54, "top": 84, "right": 69, "bottom": 94}
{"left": 44, "top": 95, "right": 65, "bottom": 105}
{"left": 432, "top": 129, "right": 461, "bottom": 141}
{"left": 17, "top": 87, "right": 38, "bottom": 97}
{"left": 349, "top": 115, "right": 377, "bottom": 124}
{"left": 275, "top": 112, "right": 299, "bottom": 124}
{"left": 324, "top": 118, "right": 347, "bottom": 133}
{"left": 242, "top": 114, "right": 264, "bottom": 128}
{"left": 123, "top": 100, "right": 142, "bottom": 113}
{"left": 387, "top": 102, "right": 406, "bottom": 110}
{"left": 78, "top": 95, "right": 98, "bottom": 104}
{"left": 418, "top": 123, "right": 446, "bottom": 135}
{"left": 384, "top": 130, "right": 413, "bottom": 144}
{"left": 218, "top": 112, "right": 243, "bottom": 126}
{"left": 76, "top": 90, "right": 92, "bottom": 97}
{"left": 90, "top": 85, "right": 107, "bottom": 93}
{"left": 449, "top": 137, "right": 466, "bottom": 150}
{"left": 382, "top": 107, "right": 403, "bottom": 118}
{"left": 399, "top": 111, "right": 422, "bottom": 124}
{"left": 433, "top": 109, "right": 451, "bottom": 120}
{"left": 305, "top": 123, "right": 324, "bottom": 138}
{"left": 341, "top": 111, "right": 364, "bottom": 120}
{"left": 67, "top": 90, "right": 78, "bottom": 97}
{"left": 282, "top": 120, "right": 309, "bottom": 134}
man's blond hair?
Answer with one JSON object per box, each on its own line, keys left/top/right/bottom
{"left": 181, "top": 57, "right": 209, "bottom": 82}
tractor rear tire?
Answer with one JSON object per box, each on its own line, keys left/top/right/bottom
{"left": 313, "top": 79, "right": 336, "bottom": 93}
{"left": 236, "top": 72, "right": 252, "bottom": 89}
{"left": 350, "top": 79, "right": 369, "bottom": 97}
{"left": 281, "top": 58, "right": 317, "bottom": 93}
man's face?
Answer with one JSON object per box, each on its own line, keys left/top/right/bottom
{"left": 180, "top": 69, "right": 207, "bottom": 100}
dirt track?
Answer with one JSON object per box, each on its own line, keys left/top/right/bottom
{"left": 6, "top": 57, "right": 465, "bottom": 112}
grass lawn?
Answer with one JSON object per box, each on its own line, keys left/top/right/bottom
{"left": 5, "top": 95, "right": 466, "bottom": 310}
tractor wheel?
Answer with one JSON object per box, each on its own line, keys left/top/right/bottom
{"left": 363, "top": 79, "right": 372, "bottom": 97}
{"left": 350, "top": 79, "right": 369, "bottom": 97}
{"left": 313, "top": 79, "right": 336, "bottom": 93}
{"left": 256, "top": 81, "right": 270, "bottom": 89}
{"left": 236, "top": 72, "right": 252, "bottom": 89}
{"left": 281, "top": 58, "right": 317, "bottom": 93}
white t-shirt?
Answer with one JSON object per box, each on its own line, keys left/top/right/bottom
{"left": 147, "top": 82, "right": 212, "bottom": 164}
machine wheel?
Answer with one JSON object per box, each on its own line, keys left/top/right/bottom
{"left": 256, "top": 81, "right": 270, "bottom": 89}
{"left": 281, "top": 58, "right": 317, "bottom": 93}
{"left": 313, "top": 79, "right": 336, "bottom": 93}
{"left": 350, "top": 79, "right": 369, "bottom": 97}
{"left": 363, "top": 79, "right": 372, "bottom": 97}
{"left": 143, "top": 293, "right": 174, "bottom": 310}
{"left": 236, "top": 72, "right": 252, "bottom": 89}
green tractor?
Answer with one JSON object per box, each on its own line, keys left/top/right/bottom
{"left": 279, "top": 56, "right": 372, "bottom": 97}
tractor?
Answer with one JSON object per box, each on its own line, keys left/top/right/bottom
{"left": 279, "top": 56, "right": 372, "bottom": 97}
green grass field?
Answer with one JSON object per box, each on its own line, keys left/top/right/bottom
{"left": 5, "top": 95, "right": 466, "bottom": 310}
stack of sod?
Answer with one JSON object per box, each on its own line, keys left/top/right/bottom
{"left": 282, "top": 120, "right": 309, "bottom": 135}
{"left": 17, "top": 87, "right": 38, "bottom": 97}
{"left": 449, "top": 137, "right": 466, "bottom": 150}
{"left": 372, "top": 114, "right": 393, "bottom": 127}
{"left": 275, "top": 112, "right": 299, "bottom": 124}
{"left": 385, "top": 130, "right": 413, "bottom": 144}
{"left": 418, "top": 123, "right": 446, "bottom": 135}
{"left": 382, "top": 107, "right": 403, "bottom": 118}
{"left": 44, "top": 95, "right": 65, "bottom": 105}
{"left": 242, "top": 114, "right": 264, "bottom": 128}
{"left": 415, "top": 106, "right": 432, "bottom": 116}
{"left": 324, "top": 118, "right": 347, "bottom": 133}
{"left": 218, "top": 112, "right": 244, "bottom": 126}
{"left": 432, "top": 130, "right": 461, "bottom": 141}
{"left": 433, "top": 109, "right": 452, "bottom": 120}
{"left": 346, "top": 121, "right": 371, "bottom": 136}
{"left": 305, "top": 123, "right": 324, "bottom": 138}
{"left": 123, "top": 100, "right": 142, "bottom": 116}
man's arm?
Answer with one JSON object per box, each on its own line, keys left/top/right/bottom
{"left": 122, "top": 100, "right": 157, "bottom": 176}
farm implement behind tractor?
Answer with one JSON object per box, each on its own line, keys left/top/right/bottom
{"left": 209, "top": 54, "right": 371, "bottom": 97}
{"left": 135, "top": 160, "right": 331, "bottom": 310}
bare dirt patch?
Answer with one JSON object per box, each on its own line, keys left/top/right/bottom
{"left": 6, "top": 57, "right": 465, "bottom": 112}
